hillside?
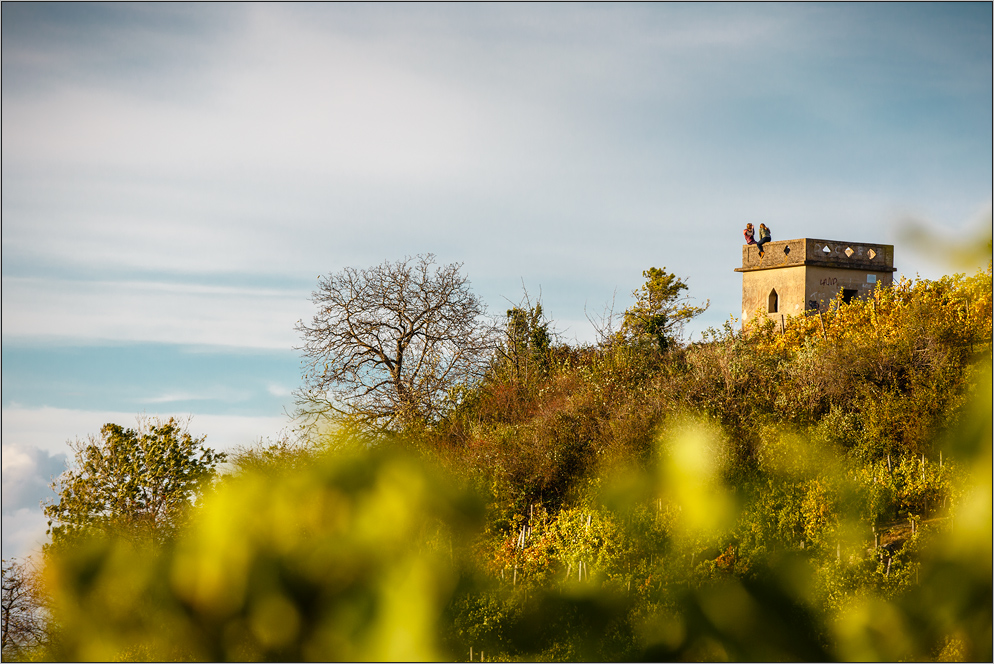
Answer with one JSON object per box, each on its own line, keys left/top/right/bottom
{"left": 22, "top": 265, "right": 993, "bottom": 662}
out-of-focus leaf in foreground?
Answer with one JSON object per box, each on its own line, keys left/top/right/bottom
{"left": 834, "top": 364, "right": 992, "bottom": 662}
{"left": 44, "top": 443, "right": 483, "bottom": 662}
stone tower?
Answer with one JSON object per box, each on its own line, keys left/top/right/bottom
{"left": 734, "top": 238, "right": 895, "bottom": 327}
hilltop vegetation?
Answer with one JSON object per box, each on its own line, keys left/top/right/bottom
{"left": 9, "top": 263, "right": 991, "bottom": 662}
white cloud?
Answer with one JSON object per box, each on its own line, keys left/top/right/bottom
{"left": 0, "top": 8, "right": 489, "bottom": 185}
{"left": 1, "top": 445, "right": 66, "bottom": 509}
{"left": 1, "top": 278, "right": 306, "bottom": 349}
{"left": 1, "top": 446, "right": 34, "bottom": 475}
{"left": 1, "top": 507, "right": 51, "bottom": 561}
{"left": 2, "top": 445, "right": 68, "bottom": 559}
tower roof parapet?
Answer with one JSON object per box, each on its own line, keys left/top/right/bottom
{"left": 734, "top": 238, "right": 896, "bottom": 273}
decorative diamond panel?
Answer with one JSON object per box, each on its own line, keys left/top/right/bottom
{"left": 845, "top": 247, "right": 854, "bottom": 257}
{"left": 822, "top": 246, "right": 831, "bottom": 254}
{"left": 868, "top": 249, "right": 877, "bottom": 260}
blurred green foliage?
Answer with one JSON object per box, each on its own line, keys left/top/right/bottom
{"left": 35, "top": 264, "right": 991, "bottom": 661}
{"left": 45, "top": 444, "right": 484, "bottom": 661}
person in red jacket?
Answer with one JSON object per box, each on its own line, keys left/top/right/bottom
{"left": 743, "top": 223, "right": 756, "bottom": 245}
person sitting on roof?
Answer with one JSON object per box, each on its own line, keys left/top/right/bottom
{"left": 743, "top": 223, "right": 756, "bottom": 245}
{"left": 756, "top": 223, "right": 772, "bottom": 257}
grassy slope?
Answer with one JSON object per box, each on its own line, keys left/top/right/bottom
{"left": 417, "top": 266, "right": 992, "bottom": 660}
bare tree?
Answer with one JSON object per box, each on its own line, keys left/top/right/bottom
{"left": 585, "top": 288, "right": 620, "bottom": 347}
{"left": 1, "top": 558, "right": 47, "bottom": 659}
{"left": 296, "top": 254, "right": 494, "bottom": 429}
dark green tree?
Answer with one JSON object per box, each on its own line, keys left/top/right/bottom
{"left": 502, "top": 302, "right": 552, "bottom": 385}
{"left": 621, "top": 267, "right": 709, "bottom": 351}
{"left": 43, "top": 417, "right": 225, "bottom": 548}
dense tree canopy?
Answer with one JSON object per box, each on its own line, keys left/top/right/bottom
{"left": 43, "top": 417, "right": 225, "bottom": 548}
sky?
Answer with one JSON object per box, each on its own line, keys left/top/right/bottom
{"left": 2, "top": 3, "right": 991, "bottom": 559}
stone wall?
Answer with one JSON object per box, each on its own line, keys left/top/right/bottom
{"left": 738, "top": 238, "right": 894, "bottom": 272}
{"left": 735, "top": 238, "right": 895, "bottom": 327}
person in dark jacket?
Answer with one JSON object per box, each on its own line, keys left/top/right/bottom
{"left": 756, "top": 223, "right": 772, "bottom": 257}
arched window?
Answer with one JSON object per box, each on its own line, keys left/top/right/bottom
{"left": 768, "top": 289, "right": 779, "bottom": 313}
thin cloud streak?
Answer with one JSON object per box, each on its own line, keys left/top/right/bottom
{"left": 2, "top": 277, "right": 307, "bottom": 348}
{"left": 137, "top": 389, "right": 254, "bottom": 405}
{"left": 1, "top": 407, "right": 291, "bottom": 457}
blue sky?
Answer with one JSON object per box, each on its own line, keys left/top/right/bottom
{"left": 2, "top": 3, "right": 991, "bottom": 558}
